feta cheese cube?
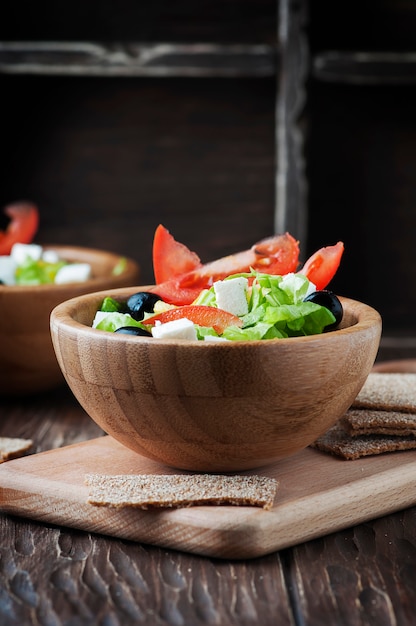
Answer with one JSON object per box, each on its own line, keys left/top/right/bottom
{"left": 151, "top": 318, "right": 198, "bottom": 341}
{"left": 11, "top": 243, "right": 43, "bottom": 264}
{"left": 0, "top": 256, "right": 17, "bottom": 285}
{"left": 55, "top": 263, "right": 92, "bottom": 284}
{"left": 214, "top": 276, "right": 249, "bottom": 317}
{"left": 203, "top": 335, "right": 230, "bottom": 342}
{"left": 42, "top": 249, "right": 60, "bottom": 264}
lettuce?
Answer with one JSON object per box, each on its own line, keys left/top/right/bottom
{"left": 100, "top": 297, "right": 124, "bottom": 313}
{"left": 96, "top": 270, "right": 337, "bottom": 341}
{"left": 95, "top": 312, "right": 144, "bottom": 333}
{"left": 15, "top": 258, "right": 66, "bottom": 285}
{"left": 193, "top": 270, "right": 335, "bottom": 340}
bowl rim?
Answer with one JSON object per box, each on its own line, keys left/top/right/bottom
{"left": 0, "top": 245, "right": 139, "bottom": 293}
{"left": 50, "top": 286, "right": 383, "bottom": 347}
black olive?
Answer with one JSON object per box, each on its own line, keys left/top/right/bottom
{"left": 114, "top": 326, "right": 152, "bottom": 337}
{"left": 304, "top": 290, "right": 343, "bottom": 329}
{"left": 126, "top": 291, "right": 161, "bottom": 321}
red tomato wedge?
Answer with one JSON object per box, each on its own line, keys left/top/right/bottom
{"left": 299, "top": 241, "right": 344, "bottom": 291}
{"left": 153, "top": 224, "right": 202, "bottom": 284}
{"left": 150, "top": 229, "right": 300, "bottom": 305}
{"left": 146, "top": 305, "right": 243, "bottom": 335}
{"left": 0, "top": 202, "right": 39, "bottom": 255}
{"left": 190, "top": 232, "right": 300, "bottom": 281}
{"left": 151, "top": 281, "right": 203, "bottom": 306}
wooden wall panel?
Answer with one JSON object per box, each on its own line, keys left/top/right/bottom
{"left": 309, "top": 0, "right": 416, "bottom": 52}
{"left": 0, "top": 0, "right": 276, "bottom": 44}
{"left": 305, "top": 1, "right": 416, "bottom": 334}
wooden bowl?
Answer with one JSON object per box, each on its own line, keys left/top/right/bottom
{"left": 50, "top": 288, "right": 382, "bottom": 471}
{"left": 0, "top": 246, "right": 140, "bottom": 395}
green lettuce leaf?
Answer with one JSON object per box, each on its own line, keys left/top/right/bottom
{"left": 96, "top": 270, "right": 337, "bottom": 341}
{"left": 100, "top": 297, "right": 125, "bottom": 313}
{"left": 96, "top": 312, "right": 144, "bottom": 333}
{"left": 193, "top": 270, "right": 335, "bottom": 340}
{"left": 15, "top": 258, "right": 66, "bottom": 285}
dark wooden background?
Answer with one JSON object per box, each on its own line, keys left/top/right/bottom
{"left": 0, "top": 0, "right": 277, "bottom": 287}
{"left": 0, "top": 74, "right": 276, "bottom": 284}
{"left": 1, "top": 0, "right": 416, "bottom": 337}
{"left": 306, "top": 1, "right": 416, "bottom": 334}
{"left": 1, "top": 5, "right": 416, "bottom": 623}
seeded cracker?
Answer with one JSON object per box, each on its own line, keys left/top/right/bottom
{"left": 85, "top": 473, "right": 278, "bottom": 510}
{"left": 0, "top": 437, "right": 33, "bottom": 462}
{"left": 342, "top": 409, "right": 416, "bottom": 437}
{"left": 352, "top": 373, "right": 416, "bottom": 413}
{"left": 311, "top": 423, "right": 416, "bottom": 460}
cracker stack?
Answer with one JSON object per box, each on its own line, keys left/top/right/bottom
{"left": 311, "top": 373, "right": 416, "bottom": 460}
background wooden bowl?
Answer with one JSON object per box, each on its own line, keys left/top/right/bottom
{"left": 0, "top": 246, "right": 140, "bottom": 395}
{"left": 50, "top": 288, "right": 382, "bottom": 472}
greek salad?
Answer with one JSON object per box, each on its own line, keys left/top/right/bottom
{"left": 92, "top": 225, "right": 345, "bottom": 342}
{"left": 0, "top": 242, "right": 93, "bottom": 286}
{"left": 0, "top": 202, "right": 92, "bottom": 285}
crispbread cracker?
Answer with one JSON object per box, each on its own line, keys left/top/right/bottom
{"left": 85, "top": 473, "right": 278, "bottom": 510}
{"left": 311, "top": 423, "right": 416, "bottom": 460}
{"left": 353, "top": 373, "right": 416, "bottom": 413}
{"left": 0, "top": 437, "right": 33, "bottom": 462}
{"left": 341, "top": 409, "right": 416, "bottom": 437}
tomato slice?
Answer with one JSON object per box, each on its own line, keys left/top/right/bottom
{"left": 150, "top": 230, "right": 300, "bottom": 305}
{"left": 150, "top": 281, "right": 202, "bottom": 306}
{"left": 150, "top": 227, "right": 342, "bottom": 305}
{"left": 251, "top": 232, "right": 300, "bottom": 274}
{"left": 146, "top": 305, "right": 243, "bottom": 335}
{"left": 177, "top": 232, "right": 300, "bottom": 286}
{"left": 299, "top": 241, "right": 344, "bottom": 291}
{"left": 153, "top": 224, "right": 202, "bottom": 284}
{"left": 0, "top": 202, "right": 39, "bottom": 255}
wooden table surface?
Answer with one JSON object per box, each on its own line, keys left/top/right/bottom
{"left": 1, "top": 382, "right": 416, "bottom": 626}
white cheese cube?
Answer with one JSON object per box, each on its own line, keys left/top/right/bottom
{"left": 42, "top": 249, "right": 60, "bottom": 263}
{"left": 213, "top": 276, "right": 249, "bottom": 317}
{"left": 55, "top": 263, "right": 92, "bottom": 284}
{"left": 11, "top": 243, "right": 43, "bottom": 264}
{"left": 0, "top": 256, "right": 17, "bottom": 285}
{"left": 203, "top": 335, "right": 230, "bottom": 342}
{"left": 151, "top": 318, "right": 198, "bottom": 341}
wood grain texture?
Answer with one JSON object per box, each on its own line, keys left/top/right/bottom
{"left": 0, "top": 246, "right": 139, "bottom": 395}
{"left": 2, "top": 435, "right": 416, "bottom": 560}
{"left": 290, "top": 512, "right": 416, "bottom": 626}
{"left": 372, "top": 359, "right": 416, "bottom": 374}
{"left": 49, "top": 293, "right": 382, "bottom": 471}
{"left": 1, "top": 371, "right": 416, "bottom": 625}
{"left": 0, "top": 42, "right": 276, "bottom": 78}
{"left": 0, "top": 514, "right": 293, "bottom": 626}
{"left": 1, "top": 0, "right": 416, "bottom": 620}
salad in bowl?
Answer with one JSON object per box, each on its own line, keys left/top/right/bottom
{"left": 93, "top": 224, "right": 345, "bottom": 342}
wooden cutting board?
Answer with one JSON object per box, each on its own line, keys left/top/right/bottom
{"left": 1, "top": 435, "right": 416, "bottom": 560}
